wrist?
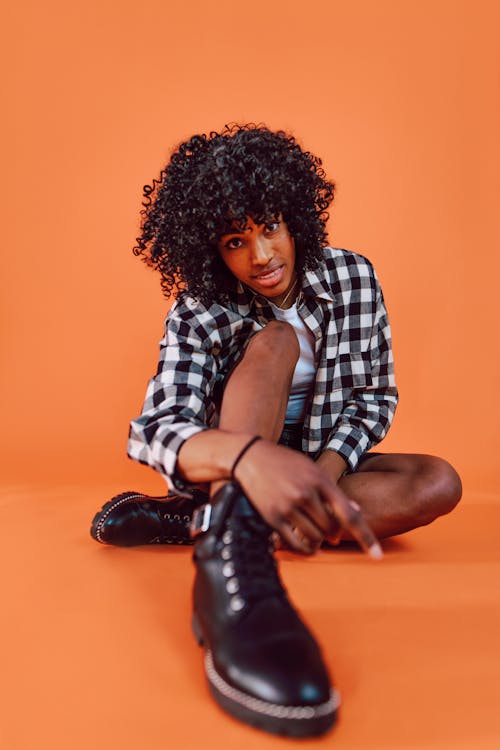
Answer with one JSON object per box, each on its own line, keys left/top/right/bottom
{"left": 217, "top": 431, "right": 258, "bottom": 479}
{"left": 316, "top": 450, "right": 348, "bottom": 483}
{"left": 177, "top": 429, "right": 256, "bottom": 484}
{"left": 231, "top": 436, "right": 262, "bottom": 481}
{"left": 232, "top": 435, "right": 265, "bottom": 485}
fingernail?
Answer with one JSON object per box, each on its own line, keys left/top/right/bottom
{"left": 349, "top": 500, "right": 361, "bottom": 511}
{"left": 369, "top": 542, "right": 383, "bottom": 560}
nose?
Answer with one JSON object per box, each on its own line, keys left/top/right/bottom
{"left": 250, "top": 234, "right": 273, "bottom": 267}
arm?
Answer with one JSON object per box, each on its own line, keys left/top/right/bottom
{"left": 177, "top": 430, "right": 381, "bottom": 558}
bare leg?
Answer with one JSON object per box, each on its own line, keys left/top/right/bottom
{"left": 210, "top": 320, "right": 462, "bottom": 540}
{"left": 210, "top": 320, "right": 299, "bottom": 496}
{"left": 332, "top": 453, "right": 462, "bottom": 540}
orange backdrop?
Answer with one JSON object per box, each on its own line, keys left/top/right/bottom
{"left": 2, "top": 0, "right": 499, "bottom": 498}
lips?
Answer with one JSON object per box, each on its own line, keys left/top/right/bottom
{"left": 252, "top": 265, "right": 285, "bottom": 288}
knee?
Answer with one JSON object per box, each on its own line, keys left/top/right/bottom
{"left": 247, "top": 320, "right": 300, "bottom": 363}
{"left": 413, "top": 456, "right": 462, "bottom": 524}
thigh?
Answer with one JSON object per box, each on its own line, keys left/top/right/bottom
{"left": 354, "top": 451, "right": 453, "bottom": 480}
{"left": 350, "top": 451, "right": 462, "bottom": 519}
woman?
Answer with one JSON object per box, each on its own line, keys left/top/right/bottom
{"left": 91, "top": 124, "right": 462, "bottom": 737}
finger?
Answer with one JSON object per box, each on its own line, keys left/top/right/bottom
{"left": 324, "top": 522, "right": 342, "bottom": 545}
{"left": 323, "top": 488, "right": 383, "bottom": 560}
{"left": 300, "top": 490, "right": 334, "bottom": 535}
{"left": 277, "top": 521, "right": 317, "bottom": 555}
{"left": 271, "top": 531, "right": 283, "bottom": 550}
{"left": 287, "top": 508, "right": 325, "bottom": 547}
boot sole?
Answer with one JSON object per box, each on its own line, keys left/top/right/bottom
{"left": 90, "top": 491, "right": 169, "bottom": 545}
{"left": 192, "top": 613, "right": 339, "bottom": 738}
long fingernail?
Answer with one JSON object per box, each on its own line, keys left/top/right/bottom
{"left": 369, "top": 542, "right": 383, "bottom": 560}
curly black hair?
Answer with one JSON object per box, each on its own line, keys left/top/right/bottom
{"left": 134, "top": 123, "right": 335, "bottom": 305}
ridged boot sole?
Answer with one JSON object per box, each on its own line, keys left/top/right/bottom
{"left": 90, "top": 492, "right": 154, "bottom": 544}
{"left": 191, "top": 612, "right": 340, "bottom": 738}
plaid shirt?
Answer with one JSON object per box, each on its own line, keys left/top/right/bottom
{"left": 128, "top": 247, "right": 398, "bottom": 493}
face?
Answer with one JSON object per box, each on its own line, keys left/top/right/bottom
{"left": 218, "top": 216, "right": 296, "bottom": 304}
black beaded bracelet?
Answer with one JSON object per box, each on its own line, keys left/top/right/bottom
{"left": 231, "top": 436, "right": 262, "bottom": 480}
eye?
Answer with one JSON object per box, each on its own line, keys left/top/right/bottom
{"left": 224, "top": 237, "right": 244, "bottom": 250}
{"left": 264, "top": 220, "right": 280, "bottom": 233}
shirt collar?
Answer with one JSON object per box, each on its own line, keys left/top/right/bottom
{"left": 301, "top": 262, "right": 336, "bottom": 303}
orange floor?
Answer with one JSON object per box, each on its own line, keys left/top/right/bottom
{"left": 1, "top": 485, "right": 499, "bottom": 750}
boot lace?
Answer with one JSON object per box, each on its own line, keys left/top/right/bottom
{"left": 159, "top": 495, "right": 204, "bottom": 544}
{"left": 220, "top": 513, "right": 285, "bottom": 609}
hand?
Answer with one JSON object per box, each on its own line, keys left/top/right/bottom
{"left": 234, "top": 439, "right": 382, "bottom": 558}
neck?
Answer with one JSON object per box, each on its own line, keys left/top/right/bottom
{"left": 271, "top": 276, "right": 299, "bottom": 309}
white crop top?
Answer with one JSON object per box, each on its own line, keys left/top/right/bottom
{"left": 268, "top": 300, "right": 316, "bottom": 423}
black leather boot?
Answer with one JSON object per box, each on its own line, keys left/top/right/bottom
{"left": 190, "top": 482, "right": 339, "bottom": 737}
{"left": 90, "top": 490, "right": 207, "bottom": 546}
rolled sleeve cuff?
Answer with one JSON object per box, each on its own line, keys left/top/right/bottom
{"left": 128, "top": 422, "right": 209, "bottom": 496}
{"left": 324, "top": 426, "right": 371, "bottom": 472}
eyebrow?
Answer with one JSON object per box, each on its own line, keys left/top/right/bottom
{"left": 221, "top": 227, "right": 251, "bottom": 237}
{"left": 220, "top": 223, "right": 255, "bottom": 239}
{"left": 220, "top": 215, "right": 280, "bottom": 239}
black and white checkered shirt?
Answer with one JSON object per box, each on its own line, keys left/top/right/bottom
{"left": 128, "top": 248, "right": 398, "bottom": 492}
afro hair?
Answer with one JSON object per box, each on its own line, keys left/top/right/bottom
{"left": 134, "top": 123, "right": 335, "bottom": 305}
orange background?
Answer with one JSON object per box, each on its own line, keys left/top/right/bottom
{"left": 2, "top": 0, "right": 499, "bottom": 495}
{"left": 2, "top": 3, "right": 500, "bottom": 750}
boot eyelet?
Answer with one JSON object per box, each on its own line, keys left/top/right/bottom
{"left": 222, "top": 562, "right": 235, "bottom": 577}
{"left": 230, "top": 595, "right": 245, "bottom": 612}
{"left": 221, "top": 547, "right": 232, "bottom": 560}
{"left": 226, "top": 577, "right": 240, "bottom": 594}
{"left": 222, "top": 530, "right": 233, "bottom": 544}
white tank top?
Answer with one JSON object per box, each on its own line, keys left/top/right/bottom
{"left": 268, "top": 300, "right": 316, "bottom": 423}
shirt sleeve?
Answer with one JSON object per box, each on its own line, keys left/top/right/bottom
{"left": 324, "top": 273, "right": 399, "bottom": 471}
{"left": 127, "top": 306, "right": 218, "bottom": 494}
